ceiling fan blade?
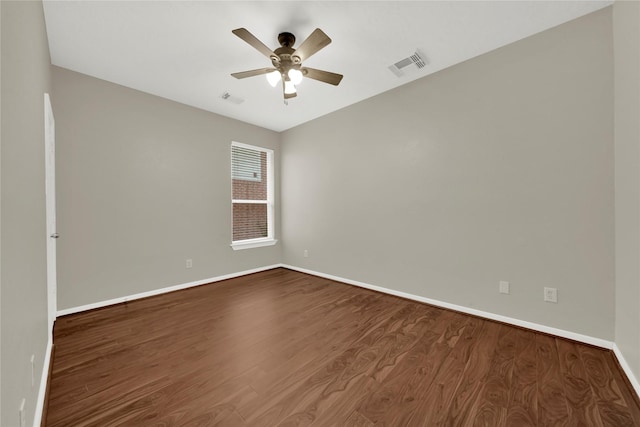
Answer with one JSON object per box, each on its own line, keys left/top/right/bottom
{"left": 232, "top": 28, "right": 277, "bottom": 60}
{"left": 231, "top": 68, "right": 276, "bottom": 79}
{"left": 301, "top": 67, "right": 343, "bottom": 86}
{"left": 291, "top": 28, "right": 331, "bottom": 63}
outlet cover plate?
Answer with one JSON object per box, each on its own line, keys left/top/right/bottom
{"left": 499, "top": 281, "right": 510, "bottom": 294}
{"left": 544, "top": 287, "right": 558, "bottom": 303}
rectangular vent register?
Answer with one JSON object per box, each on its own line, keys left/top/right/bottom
{"left": 389, "top": 49, "right": 428, "bottom": 77}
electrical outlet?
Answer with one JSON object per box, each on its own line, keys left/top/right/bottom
{"left": 19, "top": 398, "right": 26, "bottom": 427}
{"left": 303, "top": 249, "right": 308, "bottom": 258}
{"left": 544, "top": 287, "right": 558, "bottom": 303}
{"left": 30, "top": 354, "right": 35, "bottom": 387}
{"left": 186, "top": 259, "right": 192, "bottom": 269}
{"left": 499, "top": 281, "right": 510, "bottom": 294}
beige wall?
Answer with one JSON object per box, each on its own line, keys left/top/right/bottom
{"left": 1, "top": 2, "right": 3, "bottom": 423}
{"left": 614, "top": 0, "right": 640, "bottom": 384}
{"left": 1, "top": 2, "right": 3, "bottom": 422}
{"left": 281, "top": 8, "right": 615, "bottom": 340}
{"left": 52, "top": 67, "right": 281, "bottom": 310}
{"left": 1, "top": 1, "right": 52, "bottom": 426}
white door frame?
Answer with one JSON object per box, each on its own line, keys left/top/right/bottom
{"left": 44, "top": 93, "right": 57, "bottom": 332}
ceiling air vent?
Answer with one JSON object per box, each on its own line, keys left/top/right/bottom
{"left": 388, "top": 49, "right": 428, "bottom": 78}
{"left": 221, "top": 91, "right": 245, "bottom": 105}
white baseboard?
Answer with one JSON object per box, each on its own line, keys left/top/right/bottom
{"left": 32, "top": 332, "right": 53, "bottom": 427}
{"left": 56, "top": 264, "right": 282, "bottom": 317}
{"left": 281, "top": 264, "right": 614, "bottom": 350}
{"left": 57, "top": 261, "right": 616, "bottom": 350}
{"left": 613, "top": 343, "right": 640, "bottom": 400}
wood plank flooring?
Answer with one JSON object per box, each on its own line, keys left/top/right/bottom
{"left": 45, "top": 268, "right": 640, "bottom": 426}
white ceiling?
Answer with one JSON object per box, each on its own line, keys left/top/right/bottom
{"left": 42, "top": 1, "right": 612, "bottom": 132}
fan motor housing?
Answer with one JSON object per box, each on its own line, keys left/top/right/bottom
{"left": 273, "top": 46, "right": 297, "bottom": 71}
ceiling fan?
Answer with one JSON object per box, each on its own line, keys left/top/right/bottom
{"left": 231, "top": 27, "right": 343, "bottom": 101}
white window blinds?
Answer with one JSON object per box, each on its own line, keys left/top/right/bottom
{"left": 232, "top": 146, "right": 262, "bottom": 182}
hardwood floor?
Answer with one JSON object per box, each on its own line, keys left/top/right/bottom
{"left": 45, "top": 268, "right": 640, "bottom": 426}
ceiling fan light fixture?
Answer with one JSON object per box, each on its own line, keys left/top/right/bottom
{"left": 266, "top": 70, "right": 281, "bottom": 87}
{"left": 232, "top": 27, "right": 342, "bottom": 100}
{"left": 288, "top": 68, "right": 303, "bottom": 85}
{"left": 284, "top": 79, "right": 296, "bottom": 95}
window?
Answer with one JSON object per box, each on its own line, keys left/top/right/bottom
{"left": 231, "top": 142, "right": 276, "bottom": 250}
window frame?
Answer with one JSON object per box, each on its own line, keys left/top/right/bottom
{"left": 230, "top": 141, "right": 277, "bottom": 250}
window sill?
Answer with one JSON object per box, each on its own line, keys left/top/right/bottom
{"left": 231, "top": 238, "right": 278, "bottom": 251}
